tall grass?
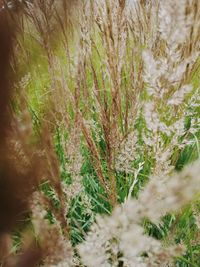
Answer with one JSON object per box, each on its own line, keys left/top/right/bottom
{"left": 0, "top": 0, "right": 200, "bottom": 266}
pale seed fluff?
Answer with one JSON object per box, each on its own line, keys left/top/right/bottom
{"left": 78, "top": 160, "right": 200, "bottom": 266}
{"left": 167, "top": 85, "right": 192, "bottom": 106}
{"left": 31, "top": 192, "right": 73, "bottom": 267}
{"left": 159, "top": 0, "right": 192, "bottom": 47}
{"left": 115, "top": 131, "right": 138, "bottom": 173}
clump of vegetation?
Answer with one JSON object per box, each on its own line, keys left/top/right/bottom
{"left": 0, "top": 0, "right": 200, "bottom": 266}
